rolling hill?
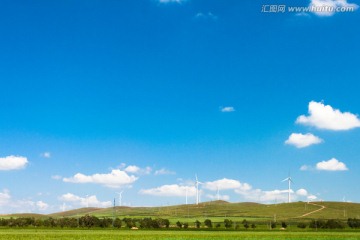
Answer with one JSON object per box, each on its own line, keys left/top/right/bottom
{"left": 5, "top": 201, "right": 360, "bottom": 222}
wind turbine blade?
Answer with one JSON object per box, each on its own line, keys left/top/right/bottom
{"left": 281, "top": 178, "right": 289, "bottom": 182}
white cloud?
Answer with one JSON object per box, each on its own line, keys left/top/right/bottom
{"left": 316, "top": 158, "right": 348, "bottom": 171}
{"left": 51, "top": 175, "right": 62, "bottom": 180}
{"left": 235, "top": 185, "right": 312, "bottom": 203}
{"left": 63, "top": 169, "right": 138, "bottom": 188}
{"left": 0, "top": 189, "right": 11, "bottom": 205}
{"left": 285, "top": 133, "right": 323, "bottom": 148}
{"left": 309, "top": 0, "right": 358, "bottom": 17}
{"left": 300, "top": 165, "right": 312, "bottom": 171}
{"left": 139, "top": 184, "right": 196, "bottom": 197}
{"left": 236, "top": 188, "right": 294, "bottom": 203}
{"left": 0, "top": 189, "right": 50, "bottom": 213}
{"left": 195, "top": 12, "right": 218, "bottom": 20}
{"left": 296, "top": 101, "right": 360, "bottom": 130}
{"left": 158, "top": 0, "right": 187, "bottom": 4}
{"left": 154, "top": 168, "right": 176, "bottom": 175}
{"left": 220, "top": 106, "right": 235, "bottom": 112}
{"left": 203, "top": 178, "right": 250, "bottom": 191}
{"left": 124, "top": 165, "right": 152, "bottom": 175}
{"left": 124, "top": 165, "right": 140, "bottom": 173}
{"left": 296, "top": 188, "right": 308, "bottom": 196}
{"left": 41, "top": 152, "right": 51, "bottom": 158}
{"left": 301, "top": 158, "right": 348, "bottom": 171}
{"left": 307, "top": 195, "right": 318, "bottom": 201}
{"left": 36, "top": 201, "right": 49, "bottom": 210}
{"left": 0, "top": 155, "right": 28, "bottom": 171}
{"left": 206, "top": 194, "right": 230, "bottom": 201}
{"left": 59, "top": 193, "right": 111, "bottom": 208}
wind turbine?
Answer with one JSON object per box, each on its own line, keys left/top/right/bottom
{"left": 216, "top": 186, "right": 220, "bottom": 201}
{"left": 195, "top": 174, "right": 203, "bottom": 205}
{"left": 185, "top": 187, "right": 188, "bottom": 205}
{"left": 282, "top": 175, "right": 293, "bottom": 203}
{"left": 116, "top": 191, "right": 123, "bottom": 207}
{"left": 85, "top": 195, "right": 89, "bottom": 208}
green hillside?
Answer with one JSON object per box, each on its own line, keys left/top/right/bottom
{"left": 46, "top": 201, "right": 360, "bottom": 222}
{"left": 3, "top": 201, "right": 359, "bottom": 223}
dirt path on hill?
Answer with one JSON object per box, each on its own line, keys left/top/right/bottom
{"left": 296, "top": 202, "right": 326, "bottom": 218}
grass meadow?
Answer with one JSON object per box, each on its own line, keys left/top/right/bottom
{"left": 0, "top": 229, "right": 359, "bottom": 240}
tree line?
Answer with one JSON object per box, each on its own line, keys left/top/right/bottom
{"left": 0, "top": 216, "right": 359, "bottom": 230}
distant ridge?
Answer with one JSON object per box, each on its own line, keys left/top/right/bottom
{"left": 3, "top": 201, "right": 360, "bottom": 221}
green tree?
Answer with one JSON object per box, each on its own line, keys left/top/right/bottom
{"left": 204, "top": 219, "right": 212, "bottom": 228}
{"left": 113, "top": 218, "right": 122, "bottom": 228}
{"left": 224, "top": 219, "right": 233, "bottom": 229}
{"left": 270, "top": 221, "right": 276, "bottom": 229}
{"left": 176, "top": 221, "right": 182, "bottom": 228}
{"left": 242, "top": 219, "right": 249, "bottom": 230}
{"left": 297, "top": 222, "right": 307, "bottom": 229}
{"left": 195, "top": 220, "right": 201, "bottom": 228}
{"left": 123, "top": 218, "right": 135, "bottom": 228}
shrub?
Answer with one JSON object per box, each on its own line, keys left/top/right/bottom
{"left": 297, "top": 222, "right": 307, "bottom": 229}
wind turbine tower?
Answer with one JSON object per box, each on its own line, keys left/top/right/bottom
{"left": 216, "top": 186, "right": 220, "bottom": 201}
{"left": 195, "top": 175, "right": 203, "bottom": 205}
{"left": 86, "top": 195, "right": 89, "bottom": 208}
{"left": 282, "top": 175, "right": 293, "bottom": 203}
{"left": 116, "top": 191, "right": 123, "bottom": 207}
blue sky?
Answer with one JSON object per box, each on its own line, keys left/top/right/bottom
{"left": 0, "top": 0, "right": 360, "bottom": 213}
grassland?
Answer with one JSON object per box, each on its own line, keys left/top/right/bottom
{"left": 0, "top": 229, "right": 359, "bottom": 240}
{"left": 45, "top": 201, "right": 360, "bottom": 223}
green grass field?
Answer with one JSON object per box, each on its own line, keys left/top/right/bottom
{"left": 0, "top": 229, "right": 359, "bottom": 240}
{"left": 47, "top": 201, "right": 358, "bottom": 218}
{"left": 44, "top": 201, "right": 360, "bottom": 224}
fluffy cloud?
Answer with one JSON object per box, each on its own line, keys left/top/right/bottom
{"left": 139, "top": 184, "right": 196, "bottom": 197}
{"left": 300, "top": 165, "right": 312, "bottom": 171}
{"left": 310, "top": 0, "right": 358, "bottom": 17}
{"left": 296, "top": 101, "right": 360, "bottom": 130}
{"left": 316, "top": 158, "right": 348, "bottom": 171}
{"left": 51, "top": 175, "right": 62, "bottom": 180}
{"left": 154, "top": 168, "right": 176, "bottom": 175}
{"left": 0, "top": 189, "right": 11, "bottom": 205}
{"left": 307, "top": 195, "right": 318, "bottom": 201}
{"left": 206, "top": 194, "right": 230, "bottom": 201}
{"left": 36, "top": 201, "right": 49, "bottom": 210}
{"left": 203, "top": 178, "right": 251, "bottom": 191}
{"left": 296, "top": 188, "right": 308, "bottom": 196}
{"left": 124, "top": 165, "right": 140, "bottom": 173}
{"left": 158, "top": 0, "right": 187, "bottom": 4}
{"left": 63, "top": 169, "right": 138, "bottom": 188}
{"left": 235, "top": 183, "right": 312, "bottom": 203}
{"left": 59, "top": 193, "right": 111, "bottom": 208}
{"left": 0, "top": 189, "right": 49, "bottom": 213}
{"left": 124, "top": 165, "right": 152, "bottom": 175}
{"left": 301, "top": 158, "right": 348, "bottom": 171}
{"left": 0, "top": 155, "right": 28, "bottom": 171}
{"left": 195, "top": 12, "right": 218, "bottom": 21}
{"left": 220, "top": 106, "right": 235, "bottom": 112}
{"left": 41, "top": 152, "right": 51, "bottom": 158}
{"left": 285, "top": 133, "right": 323, "bottom": 148}
{"left": 235, "top": 188, "right": 293, "bottom": 203}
